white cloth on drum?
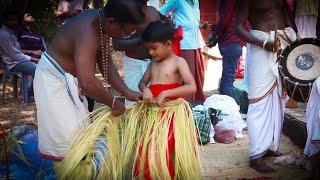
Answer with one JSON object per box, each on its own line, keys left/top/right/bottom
{"left": 295, "top": 15, "right": 318, "bottom": 38}
{"left": 34, "top": 52, "right": 89, "bottom": 161}
{"left": 304, "top": 77, "right": 320, "bottom": 157}
{"left": 247, "top": 86, "right": 286, "bottom": 159}
{"left": 123, "top": 54, "right": 150, "bottom": 106}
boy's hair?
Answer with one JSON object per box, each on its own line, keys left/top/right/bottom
{"left": 104, "top": 0, "right": 145, "bottom": 25}
{"left": 142, "top": 20, "right": 175, "bottom": 43}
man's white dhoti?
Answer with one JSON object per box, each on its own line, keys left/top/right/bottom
{"left": 245, "top": 28, "right": 297, "bottom": 159}
{"left": 123, "top": 54, "right": 150, "bottom": 105}
{"left": 304, "top": 77, "right": 320, "bottom": 157}
{"left": 34, "top": 52, "right": 89, "bottom": 161}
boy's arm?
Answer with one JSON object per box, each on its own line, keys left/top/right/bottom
{"left": 161, "top": 58, "right": 196, "bottom": 98}
{"left": 138, "top": 64, "right": 152, "bottom": 92}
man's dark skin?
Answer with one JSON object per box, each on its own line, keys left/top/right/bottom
{"left": 236, "top": 0, "right": 294, "bottom": 174}
{"left": 2, "top": 13, "right": 39, "bottom": 62}
{"left": 112, "top": 3, "right": 161, "bottom": 59}
{"left": 47, "top": 6, "right": 144, "bottom": 117}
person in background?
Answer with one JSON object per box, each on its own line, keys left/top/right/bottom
{"left": 113, "top": 0, "right": 161, "bottom": 106}
{"left": 160, "top": 0, "right": 206, "bottom": 102}
{"left": 206, "top": 0, "right": 249, "bottom": 98}
{"left": 0, "top": 11, "right": 38, "bottom": 93}
{"left": 236, "top": 0, "right": 297, "bottom": 174}
{"left": 295, "top": 0, "right": 319, "bottom": 38}
{"left": 17, "top": 13, "right": 46, "bottom": 60}
{"left": 302, "top": 76, "right": 320, "bottom": 178}
{"left": 55, "top": 0, "right": 84, "bottom": 24}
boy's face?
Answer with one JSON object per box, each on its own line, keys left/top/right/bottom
{"left": 144, "top": 40, "right": 172, "bottom": 62}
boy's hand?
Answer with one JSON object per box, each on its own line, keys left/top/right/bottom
{"left": 155, "top": 92, "right": 167, "bottom": 106}
{"left": 143, "top": 88, "right": 155, "bottom": 103}
{"left": 111, "top": 99, "right": 125, "bottom": 116}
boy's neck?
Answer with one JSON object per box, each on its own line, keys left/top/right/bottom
{"left": 158, "top": 52, "right": 175, "bottom": 63}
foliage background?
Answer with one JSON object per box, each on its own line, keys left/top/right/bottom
{"left": 0, "top": 0, "right": 167, "bottom": 42}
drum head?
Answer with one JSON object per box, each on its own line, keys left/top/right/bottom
{"left": 279, "top": 38, "right": 320, "bottom": 86}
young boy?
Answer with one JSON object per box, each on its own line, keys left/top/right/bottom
{"left": 139, "top": 20, "right": 196, "bottom": 105}
{"left": 136, "top": 20, "right": 197, "bottom": 179}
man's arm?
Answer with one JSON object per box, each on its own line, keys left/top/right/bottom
{"left": 235, "top": 0, "right": 263, "bottom": 47}
{"left": 96, "top": 43, "right": 142, "bottom": 102}
{"left": 74, "top": 29, "right": 118, "bottom": 109}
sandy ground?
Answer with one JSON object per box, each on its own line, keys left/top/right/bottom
{"left": 200, "top": 133, "right": 311, "bottom": 179}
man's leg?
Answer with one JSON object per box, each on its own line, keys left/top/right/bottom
{"left": 11, "top": 61, "right": 37, "bottom": 77}
{"left": 219, "top": 44, "right": 242, "bottom": 98}
{"left": 247, "top": 87, "right": 283, "bottom": 173}
{"left": 11, "top": 61, "right": 37, "bottom": 94}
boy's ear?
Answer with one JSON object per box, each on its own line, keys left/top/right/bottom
{"left": 165, "top": 40, "right": 173, "bottom": 47}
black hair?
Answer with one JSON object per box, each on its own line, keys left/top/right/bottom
{"left": 142, "top": 20, "right": 175, "bottom": 43}
{"left": 104, "top": 0, "right": 145, "bottom": 25}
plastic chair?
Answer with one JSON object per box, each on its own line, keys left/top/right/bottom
{"left": 1, "top": 62, "right": 30, "bottom": 105}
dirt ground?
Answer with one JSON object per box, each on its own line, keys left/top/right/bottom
{"left": 0, "top": 52, "right": 311, "bottom": 179}
{"left": 201, "top": 133, "right": 311, "bottom": 179}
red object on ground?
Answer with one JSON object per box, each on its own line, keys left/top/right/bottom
{"left": 134, "top": 83, "right": 182, "bottom": 180}
{"left": 214, "top": 129, "right": 235, "bottom": 144}
{"left": 236, "top": 55, "right": 245, "bottom": 79}
{"left": 172, "top": 26, "right": 183, "bottom": 56}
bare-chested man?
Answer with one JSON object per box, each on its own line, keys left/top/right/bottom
{"left": 34, "top": 0, "right": 145, "bottom": 161}
{"left": 236, "top": 0, "right": 297, "bottom": 173}
{"left": 112, "top": 0, "right": 162, "bottom": 105}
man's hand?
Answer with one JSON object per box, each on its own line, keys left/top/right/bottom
{"left": 155, "top": 91, "right": 167, "bottom": 106}
{"left": 111, "top": 99, "right": 125, "bottom": 116}
{"left": 263, "top": 39, "right": 281, "bottom": 53}
{"left": 206, "top": 32, "right": 218, "bottom": 48}
{"left": 142, "top": 88, "right": 155, "bottom": 103}
{"left": 124, "top": 90, "right": 142, "bottom": 102}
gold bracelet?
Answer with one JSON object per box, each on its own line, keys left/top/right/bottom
{"left": 263, "top": 40, "right": 268, "bottom": 50}
{"left": 111, "top": 97, "right": 116, "bottom": 109}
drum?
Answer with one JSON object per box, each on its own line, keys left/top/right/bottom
{"left": 278, "top": 38, "right": 320, "bottom": 102}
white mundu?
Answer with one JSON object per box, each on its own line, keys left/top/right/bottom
{"left": 123, "top": 54, "right": 150, "bottom": 106}
{"left": 34, "top": 52, "right": 89, "bottom": 161}
{"left": 304, "top": 77, "right": 320, "bottom": 157}
{"left": 245, "top": 27, "right": 297, "bottom": 159}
